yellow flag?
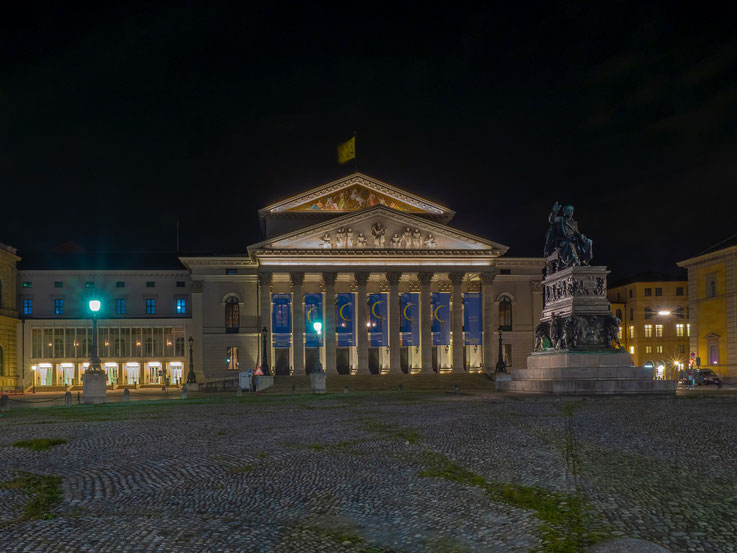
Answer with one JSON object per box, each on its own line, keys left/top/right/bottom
{"left": 337, "top": 136, "right": 356, "bottom": 164}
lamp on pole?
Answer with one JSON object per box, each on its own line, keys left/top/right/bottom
{"left": 186, "top": 336, "right": 197, "bottom": 384}
{"left": 87, "top": 300, "right": 104, "bottom": 375}
{"left": 31, "top": 365, "right": 36, "bottom": 394}
{"left": 82, "top": 298, "right": 108, "bottom": 404}
{"left": 260, "top": 326, "right": 270, "bottom": 375}
{"left": 495, "top": 326, "right": 507, "bottom": 373}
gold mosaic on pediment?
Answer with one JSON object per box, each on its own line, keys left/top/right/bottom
{"left": 285, "top": 185, "right": 424, "bottom": 213}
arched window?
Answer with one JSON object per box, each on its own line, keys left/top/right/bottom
{"left": 0, "top": 345, "right": 4, "bottom": 376}
{"left": 615, "top": 309, "right": 623, "bottom": 321}
{"left": 709, "top": 344, "right": 719, "bottom": 365}
{"left": 498, "top": 296, "right": 512, "bottom": 331}
{"left": 225, "top": 297, "right": 240, "bottom": 333}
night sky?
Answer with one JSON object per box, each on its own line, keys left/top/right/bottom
{"left": 3, "top": 3, "right": 736, "bottom": 280}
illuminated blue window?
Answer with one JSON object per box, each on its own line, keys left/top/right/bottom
{"left": 116, "top": 298, "right": 126, "bottom": 314}
{"left": 23, "top": 299, "right": 32, "bottom": 315}
{"left": 54, "top": 299, "right": 64, "bottom": 315}
{"left": 176, "top": 298, "right": 186, "bottom": 314}
{"left": 146, "top": 298, "right": 156, "bottom": 314}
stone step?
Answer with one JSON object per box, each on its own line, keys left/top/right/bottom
{"left": 496, "top": 378, "right": 677, "bottom": 395}
{"left": 509, "top": 366, "right": 654, "bottom": 380}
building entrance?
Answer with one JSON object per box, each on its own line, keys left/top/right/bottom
{"left": 336, "top": 347, "right": 350, "bottom": 375}
{"left": 368, "top": 348, "right": 380, "bottom": 374}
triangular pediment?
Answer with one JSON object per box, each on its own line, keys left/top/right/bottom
{"left": 249, "top": 206, "right": 508, "bottom": 254}
{"left": 259, "top": 173, "right": 454, "bottom": 218}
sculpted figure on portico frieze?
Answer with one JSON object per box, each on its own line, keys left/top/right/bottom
{"left": 372, "top": 222, "right": 386, "bottom": 247}
{"left": 424, "top": 234, "right": 436, "bottom": 248}
{"left": 412, "top": 228, "right": 422, "bottom": 248}
{"left": 391, "top": 233, "right": 402, "bottom": 248}
{"left": 544, "top": 202, "right": 593, "bottom": 271}
{"left": 355, "top": 232, "right": 366, "bottom": 248}
{"left": 402, "top": 227, "right": 412, "bottom": 248}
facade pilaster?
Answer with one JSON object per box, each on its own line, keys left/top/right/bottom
{"left": 191, "top": 279, "right": 204, "bottom": 382}
{"left": 418, "top": 272, "right": 434, "bottom": 373}
{"left": 355, "top": 272, "right": 370, "bottom": 374}
{"left": 449, "top": 272, "right": 465, "bottom": 372}
{"left": 386, "top": 272, "right": 402, "bottom": 373}
{"left": 290, "top": 272, "right": 304, "bottom": 375}
{"left": 258, "top": 272, "right": 272, "bottom": 371}
{"left": 323, "top": 272, "right": 338, "bottom": 375}
{"left": 481, "top": 270, "right": 497, "bottom": 370}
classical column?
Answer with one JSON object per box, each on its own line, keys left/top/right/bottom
{"left": 481, "top": 270, "right": 497, "bottom": 370}
{"left": 355, "top": 272, "right": 370, "bottom": 375}
{"left": 258, "top": 273, "right": 272, "bottom": 371}
{"left": 323, "top": 272, "right": 338, "bottom": 375}
{"left": 290, "top": 272, "right": 305, "bottom": 375}
{"left": 449, "top": 272, "right": 465, "bottom": 373}
{"left": 418, "top": 272, "right": 434, "bottom": 374}
{"left": 386, "top": 272, "right": 402, "bottom": 373}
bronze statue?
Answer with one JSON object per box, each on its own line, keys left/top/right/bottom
{"left": 544, "top": 202, "right": 593, "bottom": 270}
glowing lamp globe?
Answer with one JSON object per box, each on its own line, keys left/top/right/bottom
{"left": 313, "top": 321, "right": 323, "bottom": 335}
{"left": 89, "top": 300, "right": 102, "bottom": 313}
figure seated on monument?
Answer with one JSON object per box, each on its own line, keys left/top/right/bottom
{"left": 544, "top": 202, "right": 593, "bottom": 271}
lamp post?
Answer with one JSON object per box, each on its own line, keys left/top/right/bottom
{"left": 82, "top": 299, "right": 108, "bottom": 404}
{"left": 186, "top": 336, "right": 197, "bottom": 384}
{"left": 87, "top": 300, "right": 104, "bottom": 375}
{"left": 260, "top": 326, "right": 270, "bottom": 375}
{"left": 31, "top": 365, "right": 36, "bottom": 394}
{"left": 495, "top": 326, "right": 507, "bottom": 373}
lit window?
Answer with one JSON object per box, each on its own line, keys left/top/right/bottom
{"left": 54, "top": 299, "right": 64, "bottom": 315}
{"left": 618, "top": 326, "right": 622, "bottom": 340}
{"left": 146, "top": 298, "right": 156, "bottom": 314}
{"left": 686, "top": 324, "right": 690, "bottom": 336}
{"left": 226, "top": 346, "right": 239, "bottom": 370}
{"left": 655, "top": 324, "right": 663, "bottom": 337}
{"left": 23, "top": 299, "right": 33, "bottom": 315}
{"left": 644, "top": 325, "right": 652, "bottom": 337}
{"left": 655, "top": 288, "right": 662, "bottom": 296}
{"left": 54, "top": 281, "right": 63, "bottom": 288}
{"left": 656, "top": 345, "right": 663, "bottom": 354}
{"left": 176, "top": 298, "right": 187, "bottom": 314}
{"left": 629, "top": 346, "right": 635, "bottom": 354}
{"left": 146, "top": 281, "right": 155, "bottom": 288}
{"left": 709, "top": 344, "right": 719, "bottom": 364}
{"left": 629, "top": 326, "right": 634, "bottom": 339}
{"left": 645, "top": 346, "right": 652, "bottom": 354}
{"left": 676, "top": 324, "right": 684, "bottom": 337}
{"left": 116, "top": 298, "right": 126, "bottom": 314}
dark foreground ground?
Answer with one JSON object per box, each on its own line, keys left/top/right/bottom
{"left": 0, "top": 391, "right": 735, "bottom": 552}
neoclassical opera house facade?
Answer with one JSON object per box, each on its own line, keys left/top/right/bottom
{"left": 181, "top": 173, "right": 544, "bottom": 379}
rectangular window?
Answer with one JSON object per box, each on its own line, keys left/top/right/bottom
{"left": 644, "top": 288, "right": 652, "bottom": 296}
{"left": 628, "top": 289, "right": 633, "bottom": 298}
{"left": 655, "top": 324, "right": 663, "bottom": 337}
{"left": 226, "top": 346, "right": 240, "bottom": 370}
{"left": 629, "top": 346, "right": 635, "bottom": 355}
{"left": 54, "top": 299, "right": 64, "bottom": 315}
{"left": 85, "top": 281, "right": 94, "bottom": 288}
{"left": 146, "top": 298, "right": 156, "bottom": 314}
{"left": 23, "top": 281, "right": 32, "bottom": 288}
{"left": 678, "top": 344, "right": 685, "bottom": 354}
{"left": 676, "top": 287, "right": 684, "bottom": 296}
{"left": 225, "top": 268, "right": 238, "bottom": 275}
{"left": 656, "top": 345, "right": 663, "bottom": 354}
{"left": 116, "top": 298, "right": 126, "bottom": 314}
{"left": 645, "top": 346, "right": 652, "bottom": 354}
{"left": 54, "top": 281, "right": 63, "bottom": 288}
{"left": 706, "top": 273, "right": 717, "bottom": 298}
{"left": 116, "top": 281, "right": 125, "bottom": 288}
{"left": 676, "top": 324, "right": 684, "bottom": 337}
{"left": 655, "top": 287, "right": 662, "bottom": 296}
{"left": 629, "top": 325, "right": 634, "bottom": 339}
{"left": 23, "top": 298, "right": 33, "bottom": 315}
{"left": 146, "top": 281, "right": 155, "bottom": 288}
{"left": 176, "top": 281, "right": 185, "bottom": 288}
{"left": 644, "top": 324, "right": 652, "bottom": 337}
{"left": 686, "top": 324, "right": 691, "bottom": 336}
{"left": 176, "top": 298, "right": 186, "bottom": 314}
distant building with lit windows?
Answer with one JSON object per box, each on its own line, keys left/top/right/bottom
{"left": 608, "top": 273, "right": 689, "bottom": 379}
{"left": 678, "top": 236, "right": 737, "bottom": 382}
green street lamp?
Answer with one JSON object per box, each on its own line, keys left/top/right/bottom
{"left": 313, "top": 321, "right": 322, "bottom": 335}
{"left": 87, "top": 299, "right": 104, "bottom": 375}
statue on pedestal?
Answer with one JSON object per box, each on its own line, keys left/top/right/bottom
{"left": 544, "top": 202, "right": 593, "bottom": 271}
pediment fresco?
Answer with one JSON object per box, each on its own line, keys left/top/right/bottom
{"left": 285, "top": 184, "right": 423, "bottom": 213}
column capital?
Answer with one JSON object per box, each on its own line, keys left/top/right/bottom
{"left": 417, "top": 271, "right": 434, "bottom": 285}
{"left": 323, "top": 272, "right": 338, "bottom": 285}
{"left": 385, "top": 271, "right": 402, "bottom": 285}
{"left": 191, "top": 280, "right": 204, "bottom": 293}
{"left": 290, "top": 272, "right": 305, "bottom": 286}
{"left": 448, "top": 271, "right": 466, "bottom": 285}
{"left": 480, "top": 269, "right": 498, "bottom": 284}
{"left": 530, "top": 280, "right": 544, "bottom": 292}
{"left": 258, "top": 272, "right": 272, "bottom": 285}
{"left": 354, "top": 271, "right": 370, "bottom": 285}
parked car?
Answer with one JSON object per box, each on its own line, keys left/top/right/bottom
{"left": 697, "top": 369, "right": 722, "bottom": 386}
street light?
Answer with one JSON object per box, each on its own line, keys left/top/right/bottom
{"left": 495, "top": 326, "right": 507, "bottom": 373}
{"left": 87, "top": 299, "right": 104, "bottom": 375}
{"left": 186, "top": 336, "right": 197, "bottom": 384}
{"left": 260, "top": 326, "right": 270, "bottom": 375}
{"left": 31, "top": 365, "right": 36, "bottom": 393}
{"left": 313, "top": 321, "right": 323, "bottom": 335}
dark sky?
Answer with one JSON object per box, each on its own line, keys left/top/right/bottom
{"left": 2, "top": 2, "right": 736, "bottom": 280}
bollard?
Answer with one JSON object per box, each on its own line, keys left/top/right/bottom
{"left": 237, "top": 387, "right": 243, "bottom": 397}
{"left": 344, "top": 385, "right": 349, "bottom": 394}
{"left": 291, "top": 384, "right": 296, "bottom": 395}
{"left": 123, "top": 388, "right": 130, "bottom": 403}
{"left": 0, "top": 395, "right": 9, "bottom": 412}
{"left": 181, "top": 387, "right": 188, "bottom": 400}
{"left": 64, "top": 391, "right": 72, "bottom": 407}
{"left": 398, "top": 384, "right": 403, "bottom": 392}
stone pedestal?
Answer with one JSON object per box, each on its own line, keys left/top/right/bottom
{"left": 82, "top": 372, "right": 108, "bottom": 404}
{"left": 497, "top": 265, "right": 676, "bottom": 395}
{"left": 310, "top": 372, "right": 326, "bottom": 394}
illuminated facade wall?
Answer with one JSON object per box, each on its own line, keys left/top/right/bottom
{"left": 0, "top": 243, "right": 20, "bottom": 391}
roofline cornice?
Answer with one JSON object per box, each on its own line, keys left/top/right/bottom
{"left": 677, "top": 245, "right": 737, "bottom": 268}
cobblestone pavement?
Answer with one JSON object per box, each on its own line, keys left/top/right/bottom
{"left": 0, "top": 393, "right": 735, "bottom": 552}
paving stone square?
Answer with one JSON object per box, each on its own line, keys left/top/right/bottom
{"left": 0, "top": 392, "right": 735, "bottom": 552}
